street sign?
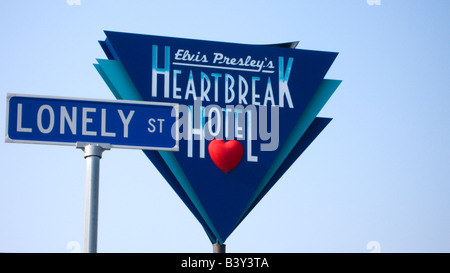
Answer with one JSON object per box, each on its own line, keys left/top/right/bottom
{"left": 95, "top": 31, "right": 341, "bottom": 248}
{"left": 6, "top": 93, "right": 179, "bottom": 252}
{"left": 5, "top": 94, "right": 178, "bottom": 151}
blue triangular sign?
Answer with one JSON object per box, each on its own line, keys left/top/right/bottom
{"left": 95, "top": 31, "right": 341, "bottom": 244}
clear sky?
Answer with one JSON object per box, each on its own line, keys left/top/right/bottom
{"left": 1, "top": 0, "right": 449, "bottom": 253}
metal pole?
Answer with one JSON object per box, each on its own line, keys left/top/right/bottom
{"left": 213, "top": 243, "right": 226, "bottom": 253}
{"left": 77, "top": 143, "right": 110, "bottom": 253}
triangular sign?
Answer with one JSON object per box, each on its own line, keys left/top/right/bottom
{"left": 95, "top": 31, "right": 341, "bottom": 244}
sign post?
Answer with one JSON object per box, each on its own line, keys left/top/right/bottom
{"left": 212, "top": 243, "right": 226, "bottom": 253}
{"left": 5, "top": 94, "right": 178, "bottom": 253}
{"left": 77, "top": 143, "right": 110, "bottom": 253}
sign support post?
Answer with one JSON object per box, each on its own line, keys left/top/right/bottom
{"left": 213, "top": 243, "right": 226, "bottom": 253}
{"left": 77, "top": 142, "right": 111, "bottom": 253}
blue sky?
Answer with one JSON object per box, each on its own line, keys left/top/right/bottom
{"left": 1, "top": 0, "right": 449, "bottom": 253}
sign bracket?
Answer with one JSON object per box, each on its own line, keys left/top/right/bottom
{"left": 76, "top": 142, "right": 111, "bottom": 253}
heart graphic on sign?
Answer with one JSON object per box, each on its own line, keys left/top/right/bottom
{"left": 208, "top": 139, "right": 244, "bottom": 173}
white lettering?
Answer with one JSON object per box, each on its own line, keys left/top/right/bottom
{"left": 118, "top": 109, "right": 134, "bottom": 138}
{"left": 60, "top": 106, "right": 77, "bottom": 135}
{"left": 37, "top": 105, "right": 55, "bottom": 134}
{"left": 263, "top": 78, "right": 275, "bottom": 106}
{"left": 148, "top": 118, "right": 156, "bottom": 133}
{"left": 211, "top": 73, "right": 221, "bottom": 103}
{"left": 225, "top": 73, "right": 235, "bottom": 103}
{"left": 251, "top": 76, "right": 260, "bottom": 105}
{"left": 187, "top": 100, "right": 205, "bottom": 158}
{"left": 152, "top": 45, "right": 170, "bottom": 98}
{"left": 173, "top": 69, "right": 182, "bottom": 99}
{"left": 246, "top": 110, "right": 258, "bottom": 162}
{"left": 185, "top": 70, "right": 197, "bottom": 100}
{"left": 206, "top": 106, "right": 221, "bottom": 138}
{"left": 82, "top": 107, "right": 96, "bottom": 136}
{"left": 148, "top": 118, "right": 165, "bottom": 133}
{"left": 157, "top": 119, "right": 165, "bottom": 133}
{"left": 238, "top": 75, "right": 248, "bottom": 104}
{"left": 200, "top": 72, "right": 211, "bottom": 102}
{"left": 279, "top": 57, "right": 294, "bottom": 108}
{"left": 101, "top": 108, "right": 116, "bottom": 137}
{"left": 16, "top": 103, "right": 32, "bottom": 132}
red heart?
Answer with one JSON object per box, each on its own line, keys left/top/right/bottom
{"left": 208, "top": 139, "right": 244, "bottom": 173}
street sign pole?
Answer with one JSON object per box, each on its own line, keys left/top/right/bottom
{"left": 77, "top": 142, "right": 111, "bottom": 253}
